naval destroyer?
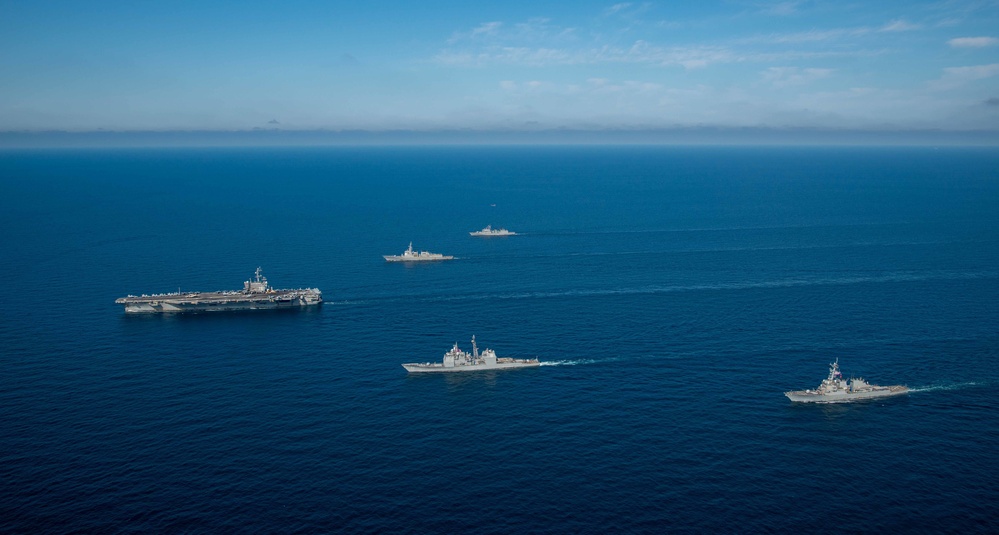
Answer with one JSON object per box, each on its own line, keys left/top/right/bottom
{"left": 115, "top": 267, "right": 322, "bottom": 313}
{"left": 402, "top": 336, "right": 540, "bottom": 373}
{"left": 469, "top": 225, "right": 517, "bottom": 237}
{"left": 785, "top": 359, "right": 908, "bottom": 403}
{"left": 383, "top": 242, "right": 454, "bottom": 262}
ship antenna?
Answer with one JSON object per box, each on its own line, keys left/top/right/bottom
{"left": 471, "top": 335, "right": 478, "bottom": 358}
{"left": 255, "top": 267, "right": 263, "bottom": 283}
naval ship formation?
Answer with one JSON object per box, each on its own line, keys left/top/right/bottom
{"left": 785, "top": 359, "right": 908, "bottom": 403}
{"left": 402, "top": 336, "right": 540, "bottom": 373}
{"left": 112, "top": 235, "right": 917, "bottom": 399}
{"left": 115, "top": 267, "right": 322, "bottom": 314}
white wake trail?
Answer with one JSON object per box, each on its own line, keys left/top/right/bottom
{"left": 539, "top": 359, "right": 602, "bottom": 366}
{"left": 908, "top": 381, "right": 986, "bottom": 393}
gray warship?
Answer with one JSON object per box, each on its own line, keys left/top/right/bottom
{"left": 469, "top": 225, "right": 517, "bottom": 237}
{"left": 402, "top": 336, "right": 540, "bottom": 373}
{"left": 785, "top": 359, "right": 908, "bottom": 403}
{"left": 115, "top": 267, "right": 322, "bottom": 313}
{"left": 383, "top": 242, "right": 454, "bottom": 262}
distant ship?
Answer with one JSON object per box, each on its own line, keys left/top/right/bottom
{"left": 469, "top": 225, "right": 517, "bottom": 237}
{"left": 403, "top": 336, "right": 540, "bottom": 373}
{"left": 115, "top": 267, "right": 322, "bottom": 314}
{"left": 383, "top": 242, "right": 454, "bottom": 262}
{"left": 785, "top": 359, "right": 909, "bottom": 403}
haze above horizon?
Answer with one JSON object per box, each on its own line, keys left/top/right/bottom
{"left": 2, "top": 0, "right": 998, "bottom": 145}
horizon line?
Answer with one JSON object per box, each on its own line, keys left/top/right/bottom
{"left": 2, "top": 126, "right": 998, "bottom": 148}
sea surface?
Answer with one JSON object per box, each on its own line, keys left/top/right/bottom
{"left": 1, "top": 146, "right": 998, "bottom": 533}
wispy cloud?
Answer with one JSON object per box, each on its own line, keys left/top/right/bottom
{"left": 948, "top": 36, "right": 998, "bottom": 48}
{"left": 762, "top": 67, "right": 834, "bottom": 88}
{"left": 929, "top": 63, "right": 999, "bottom": 90}
{"left": 498, "top": 80, "right": 551, "bottom": 92}
{"left": 760, "top": 1, "right": 802, "bottom": 16}
{"left": 441, "top": 11, "right": 900, "bottom": 70}
{"left": 943, "top": 63, "right": 999, "bottom": 80}
{"left": 437, "top": 38, "right": 873, "bottom": 69}
{"left": 880, "top": 19, "right": 921, "bottom": 32}
{"left": 499, "top": 77, "right": 663, "bottom": 96}
{"left": 436, "top": 41, "right": 738, "bottom": 69}
{"left": 446, "top": 18, "right": 576, "bottom": 46}
{"left": 436, "top": 47, "right": 574, "bottom": 67}
{"left": 447, "top": 22, "right": 503, "bottom": 44}
{"left": 751, "top": 27, "right": 869, "bottom": 44}
{"left": 605, "top": 3, "right": 633, "bottom": 16}
{"left": 602, "top": 2, "right": 653, "bottom": 18}
{"left": 743, "top": 17, "right": 926, "bottom": 45}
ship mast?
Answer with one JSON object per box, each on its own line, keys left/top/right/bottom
{"left": 471, "top": 335, "right": 478, "bottom": 358}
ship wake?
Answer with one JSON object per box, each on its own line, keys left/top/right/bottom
{"left": 540, "top": 359, "right": 597, "bottom": 366}
{"left": 908, "top": 381, "right": 985, "bottom": 393}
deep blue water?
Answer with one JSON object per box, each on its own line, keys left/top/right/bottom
{"left": 1, "top": 146, "right": 998, "bottom": 533}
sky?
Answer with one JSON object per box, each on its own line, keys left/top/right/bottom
{"left": 1, "top": 0, "right": 998, "bottom": 140}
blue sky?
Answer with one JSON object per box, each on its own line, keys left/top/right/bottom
{"left": 1, "top": 0, "right": 998, "bottom": 134}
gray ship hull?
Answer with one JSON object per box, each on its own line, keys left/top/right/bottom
{"left": 403, "top": 359, "right": 540, "bottom": 373}
{"left": 116, "top": 268, "right": 322, "bottom": 314}
{"left": 383, "top": 256, "right": 453, "bottom": 262}
{"left": 785, "top": 386, "right": 909, "bottom": 403}
{"left": 119, "top": 293, "right": 321, "bottom": 314}
{"left": 383, "top": 243, "right": 453, "bottom": 262}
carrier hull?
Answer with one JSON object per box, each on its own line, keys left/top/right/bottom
{"left": 116, "top": 268, "right": 322, "bottom": 314}
{"left": 118, "top": 293, "right": 321, "bottom": 314}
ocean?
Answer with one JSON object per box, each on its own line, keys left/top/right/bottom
{"left": 1, "top": 146, "right": 997, "bottom": 533}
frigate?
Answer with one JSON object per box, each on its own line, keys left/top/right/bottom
{"left": 469, "top": 225, "right": 517, "bottom": 237}
{"left": 383, "top": 242, "right": 454, "bottom": 262}
{"left": 785, "top": 359, "right": 908, "bottom": 403}
{"left": 402, "top": 336, "right": 540, "bottom": 373}
{"left": 115, "top": 267, "right": 322, "bottom": 313}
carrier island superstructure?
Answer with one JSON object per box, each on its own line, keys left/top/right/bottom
{"left": 115, "top": 267, "right": 322, "bottom": 313}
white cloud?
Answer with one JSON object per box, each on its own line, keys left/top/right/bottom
{"left": 880, "top": 19, "right": 921, "bottom": 32}
{"left": 942, "top": 63, "right": 999, "bottom": 80}
{"left": 473, "top": 22, "right": 503, "bottom": 37}
{"left": 929, "top": 63, "right": 999, "bottom": 90}
{"left": 762, "top": 67, "right": 834, "bottom": 88}
{"left": 447, "top": 22, "right": 503, "bottom": 44}
{"left": 437, "top": 38, "right": 870, "bottom": 69}
{"left": 761, "top": 2, "right": 801, "bottom": 16}
{"left": 748, "top": 27, "right": 870, "bottom": 44}
{"left": 603, "top": 2, "right": 654, "bottom": 19}
{"left": 447, "top": 18, "right": 578, "bottom": 47}
{"left": 606, "top": 3, "right": 632, "bottom": 15}
{"left": 948, "top": 37, "right": 999, "bottom": 48}
{"left": 437, "top": 40, "right": 734, "bottom": 69}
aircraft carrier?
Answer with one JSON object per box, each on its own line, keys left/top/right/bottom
{"left": 115, "top": 267, "right": 322, "bottom": 314}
